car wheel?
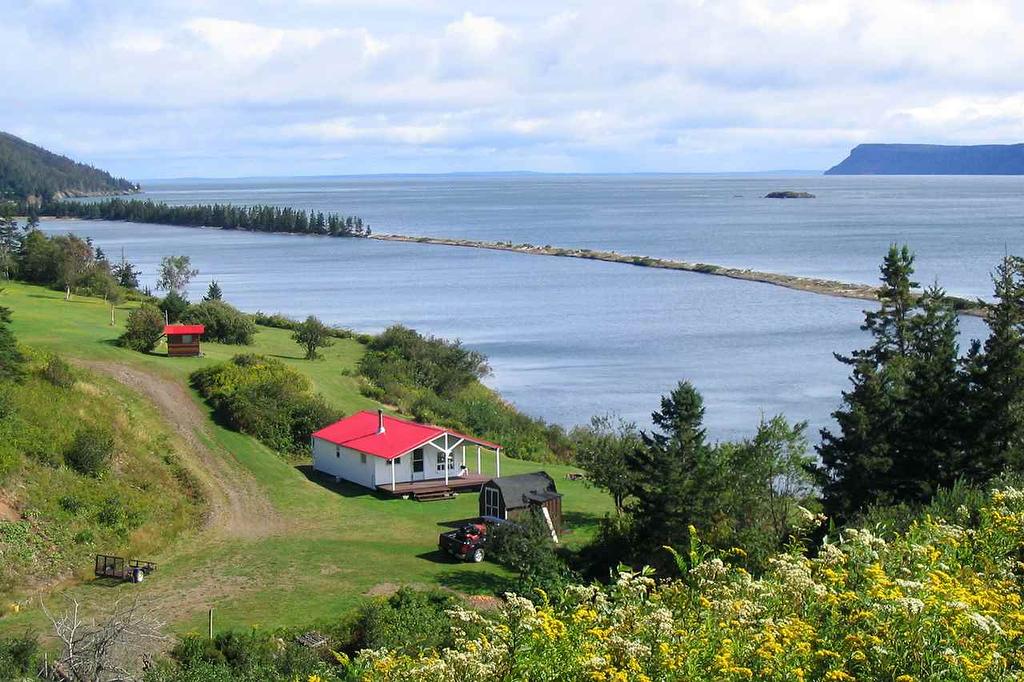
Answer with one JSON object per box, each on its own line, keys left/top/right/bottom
{"left": 471, "top": 548, "right": 484, "bottom": 563}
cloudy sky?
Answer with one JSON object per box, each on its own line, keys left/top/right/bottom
{"left": 3, "top": 0, "right": 1023, "bottom": 178}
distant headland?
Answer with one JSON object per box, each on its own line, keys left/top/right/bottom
{"left": 826, "top": 143, "right": 1024, "bottom": 175}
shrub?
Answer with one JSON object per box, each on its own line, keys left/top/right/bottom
{"left": 41, "top": 354, "right": 76, "bottom": 387}
{"left": 0, "top": 305, "right": 25, "bottom": 383}
{"left": 0, "top": 634, "right": 39, "bottom": 679}
{"left": 65, "top": 425, "right": 115, "bottom": 477}
{"left": 190, "top": 355, "right": 341, "bottom": 455}
{"left": 490, "top": 510, "right": 572, "bottom": 592}
{"left": 184, "top": 299, "right": 257, "bottom": 345}
{"left": 58, "top": 494, "right": 85, "bottom": 514}
{"left": 120, "top": 303, "right": 165, "bottom": 353}
{"left": 158, "top": 290, "right": 189, "bottom": 324}
{"left": 357, "top": 588, "right": 461, "bottom": 655}
{"left": 359, "top": 324, "right": 489, "bottom": 398}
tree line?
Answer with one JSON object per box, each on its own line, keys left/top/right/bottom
{"left": 42, "top": 198, "right": 371, "bottom": 238}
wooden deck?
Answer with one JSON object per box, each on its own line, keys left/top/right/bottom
{"left": 377, "top": 474, "right": 491, "bottom": 500}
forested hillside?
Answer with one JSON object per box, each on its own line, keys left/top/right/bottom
{"left": 0, "top": 132, "right": 137, "bottom": 200}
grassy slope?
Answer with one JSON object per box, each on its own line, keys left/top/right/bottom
{"left": 0, "top": 363, "right": 202, "bottom": 597}
{"left": 0, "top": 282, "right": 612, "bottom": 633}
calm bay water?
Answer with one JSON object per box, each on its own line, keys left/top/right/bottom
{"left": 40, "top": 174, "right": 1004, "bottom": 442}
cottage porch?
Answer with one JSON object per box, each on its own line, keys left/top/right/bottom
{"left": 377, "top": 473, "right": 491, "bottom": 501}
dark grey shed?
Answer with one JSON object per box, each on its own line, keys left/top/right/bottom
{"left": 479, "top": 471, "right": 562, "bottom": 530}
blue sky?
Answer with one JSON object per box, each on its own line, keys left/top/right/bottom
{"left": 4, "top": 0, "right": 1024, "bottom": 179}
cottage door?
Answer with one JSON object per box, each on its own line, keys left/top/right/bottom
{"left": 412, "top": 448, "right": 425, "bottom": 481}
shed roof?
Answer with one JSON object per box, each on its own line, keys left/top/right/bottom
{"left": 165, "top": 324, "right": 205, "bottom": 335}
{"left": 486, "top": 472, "right": 560, "bottom": 509}
{"left": 312, "top": 411, "right": 500, "bottom": 460}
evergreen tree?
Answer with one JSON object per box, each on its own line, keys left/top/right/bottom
{"left": 159, "top": 290, "right": 189, "bottom": 324}
{"left": 817, "top": 247, "right": 976, "bottom": 520}
{"left": 817, "top": 245, "right": 919, "bottom": 520}
{"left": 0, "top": 305, "right": 25, "bottom": 382}
{"left": 111, "top": 251, "right": 141, "bottom": 290}
{"left": 0, "top": 203, "right": 22, "bottom": 279}
{"left": 204, "top": 280, "right": 223, "bottom": 301}
{"left": 625, "top": 381, "right": 724, "bottom": 551}
{"left": 899, "top": 285, "right": 968, "bottom": 497}
{"left": 965, "top": 256, "right": 1024, "bottom": 474}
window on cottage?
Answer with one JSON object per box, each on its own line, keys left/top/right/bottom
{"left": 181, "top": 334, "right": 192, "bottom": 344}
{"left": 335, "top": 446, "right": 340, "bottom": 458}
{"left": 360, "top": 453, "right": 366, "bottom": 464}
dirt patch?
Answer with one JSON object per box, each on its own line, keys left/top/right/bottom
{"left": 0, "top": 496, "right": 19, "bottom": 522}
{"left": 464, "top": 594, "right": 502, "bottom": 611}
{"left": 365, "top": 582, "right": 402, "bottom": 597}
{"left": 75, "top": 360, "right": 283, "bottom": 540}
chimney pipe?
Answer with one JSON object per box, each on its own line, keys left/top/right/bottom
{"left": 377, "top": 409, "right": 386, "bottom": 435}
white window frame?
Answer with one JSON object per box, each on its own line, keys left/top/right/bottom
{"left": 484, "top": 487, "right": 501, "bottom": 517}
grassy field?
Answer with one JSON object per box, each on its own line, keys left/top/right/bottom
{"left": 0, "top": 282, "right": 612, "bottom": 634}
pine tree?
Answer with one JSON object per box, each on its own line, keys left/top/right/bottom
{"left": 0, "top": 204, "right": 23, "bottom": 279}
{"left": 626, "top": 381, "right": 724, "bottom": 550}
{"left": 965, "top": 256, "right": 1024, "bottom": 474}
{"left": 204, "top": 280, "right": 223, "bottom": 301}
{"left": 899, "top": 285, "right": 968, "bottom": 498}
{"left": 817, "top": 245, "right": 919, "bottom": 520}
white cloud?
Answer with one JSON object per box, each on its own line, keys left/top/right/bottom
{"left": 443, "top": 12, "right": 512, "bottom": 55}
{"left": 3, "top": 0, "right": 1024, "bottom": 176}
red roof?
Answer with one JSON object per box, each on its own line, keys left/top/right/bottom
{"left": 312, "top": 411, "right": 500, "bottom": 460}
{"left": 164, "top": 324, "right": 205, "bottom": 335}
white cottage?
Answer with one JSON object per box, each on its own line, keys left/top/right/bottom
{"left": 311, "top": 410, "right": 502, "bottom": 498}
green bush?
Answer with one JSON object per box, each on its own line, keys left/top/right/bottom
{"left": 357, "top": 588, "right": 461, "bottom": 655}
{"left": 58, "top": 494, "right": 85, "bottom": 514}
{"left": 254, "top": 310, "right": 355, "bottom": 339}
{"left": 190, "top": 355, "right": 341, "bottom": 455}
{"left": 159, "top": 290, "right": 189, "bottom": 324}
{"left": 0, "top": 634, "right": 39, "bottom": 679}
{"left": 0, "top": 306, "right": 25, "bottom": 383}
{"left": 120, "top": 303, "right": 165, "bottom": 352}
{"left": 356, "top": 325, "right": 569, "bottom": 462}
{"left": 65, "top": 425, "right": 115, "bottom": 477}
{"left": 359, "top": 324, "right": 489, "bottom": 398}
{"left": 41, "top": 354, "right": 76, "bottom": 387}
{"left": 185, "top": 300, "right": 257, "bottom": 345}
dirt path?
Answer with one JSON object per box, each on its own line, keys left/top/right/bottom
{"left": 77, "top": 360, "right": 282, "bottom": 540}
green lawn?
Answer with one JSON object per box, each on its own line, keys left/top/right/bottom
{"left": 0, "top": 282, "right": 612, "bottom": 633}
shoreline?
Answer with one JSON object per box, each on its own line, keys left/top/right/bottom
{"left": 371, "top": 233, "right": 985, "bottom": 317}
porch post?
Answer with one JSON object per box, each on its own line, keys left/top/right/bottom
{"left": 477, "top": 446, "right": 481, "bottom": 474}
{"left": 444, "top": 451, "right": 449, "bottom": 486}
{"left": 461, "top": 445, "right": 466, "bottom": 469}
{"left": 496, "top": 447, "right": 501, "bottom": 477}
{"left": 390, "top": 460, "right": 396, "bottom": 492}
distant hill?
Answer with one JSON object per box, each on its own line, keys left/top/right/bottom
{"left": 0, "top": 131, "right": 138, "bottom": 200}
{"left": 826, "top": 143, "right": 1024, "bottom": 175}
